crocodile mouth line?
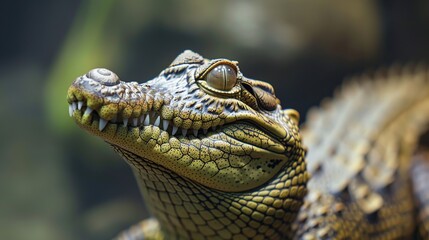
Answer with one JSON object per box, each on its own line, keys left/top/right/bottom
{"left": 68, "top": 100, "right": 284, "bottom": 143}
{"left": 69, "top": 101, "right": 214, "bottom": 137}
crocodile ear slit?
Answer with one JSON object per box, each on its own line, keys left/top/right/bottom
{"left": 252, "top": 86, "right": 278, "bottom": 111}
{"left": 283, "top": 109, "right": 300, "bottom": 125}
{"left": 240, "top": 78, "right": 279, "bottom": 111}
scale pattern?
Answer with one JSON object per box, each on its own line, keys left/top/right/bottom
{"left": 114, "top": 146, "right": 306, "bottom": 239}
{"left": 297, "top": 66, "right": 429, "bottom": 239}
{"left": 67, "top": 52, "right": 429, "bottom": 239}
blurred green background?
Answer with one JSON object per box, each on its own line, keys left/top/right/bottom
{"left": 2, "top": 0, "right": 429, "bottom": 239}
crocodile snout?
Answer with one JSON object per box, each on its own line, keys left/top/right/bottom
{"left": 87, "top": 68, "right": 120, "bottom": 86}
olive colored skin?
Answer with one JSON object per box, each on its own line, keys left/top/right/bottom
{"left": 68, "top": 51, "right": 429, "bottom": 239}
{"left": 68, "top": 50, "right": 306, "bottom": 239}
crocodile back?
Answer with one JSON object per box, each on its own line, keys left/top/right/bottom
{"left": 296, "top": 65, "right": 429, "bottom": 239}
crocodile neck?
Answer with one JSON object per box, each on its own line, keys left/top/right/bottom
{"left": 114, "top": 146, "right": 307, "bottom": 239}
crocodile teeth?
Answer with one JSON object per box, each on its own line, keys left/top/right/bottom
{"left": 182, "top": 129, "right": 187, "bottom": 136}
{"left": 212, "top": 126, "right": 217, "bottom": 131}
{"left": 203, "top": 128, "right": 208, "bottom": 135}
{"left": 68, "top": 104, "right": 73, "bottom": 117}
{"left": 172, "top": 126, "right": 178, "bottom": 135}
{"left": 140, "top": 115, "right": 145, "bottom": 124}
{"left": 193, "top": 129, "right": 198, "bottom": 137}
{"left": 71, "top": 102, "right": 77, "bottom": 111}
{"left": 132, "top": 118, "right": 139, "bottom": 127}
{"left": 84, "top": 107, "right": 93, "bottom": 116}
{"left": 99, "top": 118, "right": 108, "bottom": 131}
{"left": 154, "top": 116, "right": 160, "bottom": 127}
{"left": 78, "top": 101, "right": 84, "bottom": 110}
{"left": 163, "top": 120, "right": 169, "bottom": 130}
{"left": 123, "top": 118, "right": 128, "bottom": 127}
{"left": 144, "top": 115, "right": 150, "bottom": 126}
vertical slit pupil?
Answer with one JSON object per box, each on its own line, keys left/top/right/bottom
{"left": 206, "top": 64, "right": 237, "bottom": 91}
{"left": 221, "top": 65, "right": 227, "bottom": 90}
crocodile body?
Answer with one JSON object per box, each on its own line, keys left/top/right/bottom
{"left": 67, "top": 51, "right": 429, "bottom": 239}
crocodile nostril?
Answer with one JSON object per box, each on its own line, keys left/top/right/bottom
{"left": 87, "top": 68, "right": 120, "bottom": 86}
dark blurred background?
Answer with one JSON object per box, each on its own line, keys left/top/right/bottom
{"left": 1, "top": 0, "right": 428, "bottom": 239}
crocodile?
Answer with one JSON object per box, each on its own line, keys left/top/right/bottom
{"left": 67, "top": 50, "right": 429, "bottom": 239}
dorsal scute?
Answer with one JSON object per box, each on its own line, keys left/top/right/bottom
{"left": 303, "top": 65, "right": 429, "bottom": 215}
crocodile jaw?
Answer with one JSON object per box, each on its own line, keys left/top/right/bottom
{"left": 67, "top": 62, "right": 303, "bottom": 192}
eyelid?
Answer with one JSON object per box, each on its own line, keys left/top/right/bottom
{"left": 194, "top": 59, "right": 239, "bottom": 80}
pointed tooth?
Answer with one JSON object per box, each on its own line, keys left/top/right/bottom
{"left": 99, "top": 118, "right": 108, "bottom": 131}
{"left": 84, "top": 107, "right": 93, "bottom": 116}
{"left": 182, "top": 128, "right": 187, "bottom": 136}
{"left": 212, "top": 126, "right": 217, "bottom": 131}
{"left": 78, "top": 101, "right": 83, "bottom": 110}
{"left": 72, "top": 102, "right": 77, "bottom": 111}
{"left": 203, "top": 128, "right": 208, "bottom": 135}
{"left": 193, "top": 129, "right": 198, "bottom": 137}
{"left": 123, "top": 118, "right": 128, "bottom": 127}
{"left": 154, "top": 116, "right": 160, "bottom": 127}
{"left": 172, "top": 126, "right": 178, "bottom": 135}
{"left": 163, "top": 120, "right": 169, "bottom": 131}
{"left": 140, "top": 114, "right": 145, "bottom": 123}
{"left": 68, "top": 104, "right": 73, "bottom": 117}
{"left": 132, "top": 118, "right": 138, "bottom": 126}
{"left": 144, "top": 114, "right": 150, "bottom": 126}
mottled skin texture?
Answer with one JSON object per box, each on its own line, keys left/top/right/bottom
{"left": 68, "top": 51, "right": 429, "bottom": 239}
{"left": 68, "top": 50, "right": 306, "bottom": 239}
{"left": 298, "top": 66, "right": 429, "bottom": 239}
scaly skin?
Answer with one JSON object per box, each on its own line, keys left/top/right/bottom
{"left": 297, "top": 66, "right": 429, "bottom": 239}
{"left": 68, "top": 51, "right": 429, "bottom": 239}
{"left": 68, "top": 50, "right": 307, "bottom": 239}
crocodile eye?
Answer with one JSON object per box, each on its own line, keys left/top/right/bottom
{"left": 206, "top": 64, "right": 237, "bottom": 91}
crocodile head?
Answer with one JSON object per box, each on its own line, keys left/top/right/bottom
{"left": 67, "top": 50, "right": 304, "bottom": 192}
